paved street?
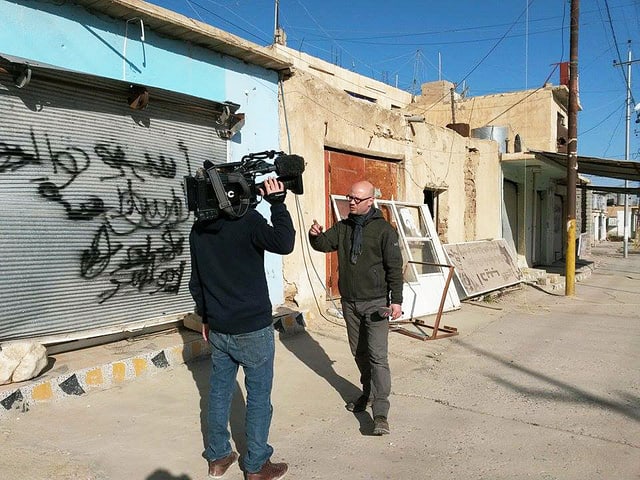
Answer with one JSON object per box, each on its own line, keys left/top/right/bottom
{"left": 1, "top": 242, "right": 639, "bottom": 480}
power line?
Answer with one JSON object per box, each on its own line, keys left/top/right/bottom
{"left": 603, "top": 0, "right": 637, "bottom": 107}
{"left": 184, "top": 0, "right": 271, "bottom": 44}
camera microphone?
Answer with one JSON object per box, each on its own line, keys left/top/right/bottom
{"left": 274, "top": 154, "right": 305, "bottom": 176}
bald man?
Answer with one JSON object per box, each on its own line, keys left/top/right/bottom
{"left": 309, "top": 180, "right": 403, "bottom": 435}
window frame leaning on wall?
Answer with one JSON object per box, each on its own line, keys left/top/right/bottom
{"left": 330, "top": 195, "right": 460, "bottom": 320}
{"left": 0, "top": 61, "right": 232, "bottom": 344}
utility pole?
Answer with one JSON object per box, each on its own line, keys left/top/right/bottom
{"left": 613, "top": 42, "right": 639, "bottom": 258}
{"left": 565, "top": 0, "right": 579, "bottom": 296}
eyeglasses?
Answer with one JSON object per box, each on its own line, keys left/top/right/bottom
{"left": 346, "top": 195, "right": 372, "bottom": 204}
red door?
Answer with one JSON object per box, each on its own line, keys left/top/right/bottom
{"left": 323, "top": 150, "right": 399, "bottom": 298}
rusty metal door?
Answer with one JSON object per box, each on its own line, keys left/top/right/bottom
{"left": 324, "top": 149, "right": 399, "bottom": 298}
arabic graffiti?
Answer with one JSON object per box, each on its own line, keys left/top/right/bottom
{"left": 444, "top": 240, "right": 523, "bottom": 295}
{"left": 0, "top": 127, "right": 191, "bottom": 304}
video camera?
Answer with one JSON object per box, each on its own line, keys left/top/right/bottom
{"left": 183, "top": 150, "right": 305, "bottom": 222}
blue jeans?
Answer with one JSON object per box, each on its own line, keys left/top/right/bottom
{"left": 205, "top": 325, "right": 275, "bottom": 474}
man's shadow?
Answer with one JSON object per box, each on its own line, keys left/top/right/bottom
{"left": 183, "top": 349, "right": 248, "bottom": 469}
{"left": 277, "top": 329, "right": 376, "bottom": 435}
{"left": 145, "top": 469, "right": 191, "bottom": 480}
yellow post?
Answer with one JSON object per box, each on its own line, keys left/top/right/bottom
{"left": 565, "top": 219, "right": 576, "bottom": 295}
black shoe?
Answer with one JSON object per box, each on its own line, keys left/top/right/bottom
{"left": 345, "top": 395, "right": 370, "bottom": 412}
{"left": 373, "top": 415, "right": 390, "bottom": 435}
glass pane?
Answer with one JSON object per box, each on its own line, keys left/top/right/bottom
{"left": 407, "top": 240, "right": 440, "bottom": 274}
{"left": 397, "top": 240, "right": 416, "bottom": 282}
{"left": 397, "top": 206, "right": 429, "bottom": 238}
{"left": 333, "top": 198, "right": 350, "bottom": 221}
{"left": 377, "top": 203, "right": 398, "bottom": 229}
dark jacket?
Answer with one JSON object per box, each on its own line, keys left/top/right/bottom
{"left": 309, "top": 208, "right": 403, "bottom": 305}
{"left": 189, "top": 203, "right": 295, "bottom": 334}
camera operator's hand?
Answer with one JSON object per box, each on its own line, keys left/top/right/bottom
{"left": 260, "top": 176, "right": 286, "bottom": 205}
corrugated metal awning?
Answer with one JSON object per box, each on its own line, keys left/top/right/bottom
{"left": 530, "top": 150, "right": 640, "bottom": 182}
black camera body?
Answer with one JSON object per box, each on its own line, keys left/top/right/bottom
{"left": 183, "top": 150, "right": 305, "bottom": 222}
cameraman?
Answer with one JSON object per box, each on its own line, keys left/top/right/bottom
{"left": 189, "top": 176, "right": 294, "bottom": 480}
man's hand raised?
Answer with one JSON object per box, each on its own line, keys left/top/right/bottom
{"left": 309, "top": 219, "right": 324, "bottom": 236}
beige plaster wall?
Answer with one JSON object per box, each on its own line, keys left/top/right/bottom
{"left": 278, "top": 70, "right": 501, "bottom": 323}
{"left": 413, "top": 83, "right": 566, "bottom": 153}
{"left": 271, "top": 44, "right": 413, "bottom": 110}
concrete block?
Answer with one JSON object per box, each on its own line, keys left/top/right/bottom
{"left": 273, "top": 307, "right": 307, "bottom": 336}
{"left": 548, "top": 273, "right": 562, "bottom": 284}
{"left": 183, "top": 313, "right": 202, "bottom": 333}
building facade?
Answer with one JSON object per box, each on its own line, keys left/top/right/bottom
{"left": 0, "top": 0, "right": 290, "bottom": 343}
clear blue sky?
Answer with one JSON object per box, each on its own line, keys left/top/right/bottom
{"left": 148, "top": 0, "right": 639, "bottom": 186}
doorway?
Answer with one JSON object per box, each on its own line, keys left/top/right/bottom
{"left": 324, "top": 149, "right": 400, "bottom": 298}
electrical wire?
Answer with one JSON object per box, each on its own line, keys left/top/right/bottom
{"left": 411, "top": 0, "right": 538, "bottom": 117}
{"left": 581, "top": 99, "right": 627, "bottom": 136}
{"left": 603, "top": 0, "right": 637, "bottom": 107}
{"left": 183, "top": 0, "right": 271, "bottom": 44}
{"left": 278, "top": 79, "right": 345, "bottom": 328}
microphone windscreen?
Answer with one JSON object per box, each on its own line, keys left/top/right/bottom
{"left": 274, "top": 154, "right": 305, "bottom": 176}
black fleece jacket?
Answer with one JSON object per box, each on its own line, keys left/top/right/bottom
{"left": 309, "top": 208, "right": 403, "bottom": 305}
{"left": 188, "top": 203, "right": 295, "bottom": 334}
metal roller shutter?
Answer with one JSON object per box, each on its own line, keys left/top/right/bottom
{"left": 0, "top": 66, "right": 228, "bottom": 343}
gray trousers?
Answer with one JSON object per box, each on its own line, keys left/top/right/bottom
{"left": 342, "top": 298, "right": 391, "bottom": 418}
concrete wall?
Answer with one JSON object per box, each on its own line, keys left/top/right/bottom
{"left": 414, "top": 81, "right": 567, "bottom": 153}
{"left": 278, "top": 70, "right": 501, "bottom": 319}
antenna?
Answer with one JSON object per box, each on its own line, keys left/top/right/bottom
{"left": 273, "top": 0, "right": 286, "bottom": 45}
{"left": 411, "top": 49, "right": 420, "bottom": 96}
{"left": 273, "top": 0, "right": 279, "bottom": 43}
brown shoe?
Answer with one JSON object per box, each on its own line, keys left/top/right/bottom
{"left": 246, "top": 459, "right": 288, "bottom": 480}
{"left": 208, "top": 451, "right": 239, "bottom": 478}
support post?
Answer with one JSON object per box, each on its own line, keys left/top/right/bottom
{"left": 565, "top": 0, "right": 580, "bottom": 296}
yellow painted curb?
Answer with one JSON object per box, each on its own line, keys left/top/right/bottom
{"left": 31, "top": 382, "right": 53, "bottom": 401}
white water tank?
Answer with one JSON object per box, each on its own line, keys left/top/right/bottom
{"left": 471, "top": 125, "right": 509, "bottom": 153}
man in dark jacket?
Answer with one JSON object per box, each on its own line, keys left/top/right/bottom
{"left": 189, "top": 177, "right": 294, "bottom": 480}
{"left": 309, "top": 180, "right": 403, "bottom": 436}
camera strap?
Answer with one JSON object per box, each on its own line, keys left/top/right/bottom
{"left": 205, "top": 167, "right": 252, "bottom": 218}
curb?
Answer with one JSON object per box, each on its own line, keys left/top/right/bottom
{"left": 0, "top": 336, "right": 211, "bottom": 418}
{"left": 0, "top": 310, "right": 306, "bottom": 418}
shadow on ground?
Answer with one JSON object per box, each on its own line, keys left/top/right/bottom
{"left": 456, "top": 339, "right": 640, "bottom": 423}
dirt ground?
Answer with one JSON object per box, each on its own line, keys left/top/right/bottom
{"left": 1, "top": 241, "right": 639, "bottom": 479}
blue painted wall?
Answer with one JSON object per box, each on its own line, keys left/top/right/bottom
{"left": 1, "top": 0, "right": 286, "bottom": 306}
{"left": 1, "top": 1, "right": 280, "bottom": 140}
